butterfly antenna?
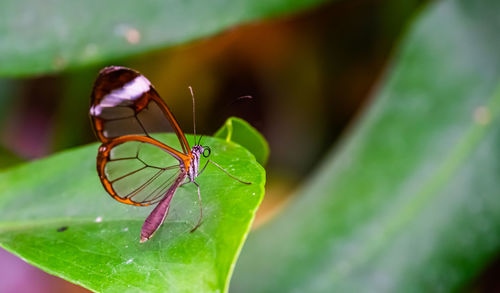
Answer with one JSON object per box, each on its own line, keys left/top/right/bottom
{"left": 228, "top": 95, "right": 253, "bottom": 106}
{"left": 189, "top": 86, "right": 197, "bottom": 146}
{"left": 218, "top": 95, "right": 254, "bottom": 114}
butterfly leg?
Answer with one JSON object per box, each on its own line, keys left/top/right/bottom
{"left": 190, "top": 181, "right": 203, "bottom": 233}
{"left": 179, "top": 177, "right": 191, "bottom": 187}
{"left": 197, "top": 159, "right": 210, "bottom": 176}
{"left": 208, "top": 160, "right": 251, "bottom": 185}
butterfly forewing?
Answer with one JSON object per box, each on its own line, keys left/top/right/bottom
{"left": 90, "top": 66, "right": 191, "bottom": 206}
{"left": 90, "top": 66, "right": 190, "bottom": 155}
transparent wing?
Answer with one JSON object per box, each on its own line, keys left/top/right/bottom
{"left": 90, "top": 66, "right": 191, "bottom": 156}
{"left": 97, "top": 137, "right": 187, "bottom": 206}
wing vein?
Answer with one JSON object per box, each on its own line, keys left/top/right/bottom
{"left": 126, "top": 168, "right": 165, "bottom": 199}
{"left": 110, "top": 166, "right": 148, "bottom": 183}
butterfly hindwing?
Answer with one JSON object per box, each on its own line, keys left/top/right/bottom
{"left": 97, "top": 137, "right": 184, "bottom": 206}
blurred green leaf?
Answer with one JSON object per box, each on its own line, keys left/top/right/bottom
{"left": 0, "top": 0, "right": 330, "bottom": 77}
{"left": 0, "top": 145, "right": 23, "bottom": 169}
{"left": 0, "top": 131, "right": 265, "bottom": 292}
{"left": 0, "top": 79, "right": 22, "bottom": 169}
{"left": 53, "top": 67, "right": 100, "bottom": 150}
{"left": 0, "top": 79, "right": 20, "bottom": 123}
{"left": 215, "top": 117, "right": 269, "bottom": 166}
{"left": 232, "top": 0, "right": 500, "bottom": 292}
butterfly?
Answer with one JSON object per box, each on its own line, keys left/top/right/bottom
{"left": 89, "top": 66, "right": 250, "bottom": 243}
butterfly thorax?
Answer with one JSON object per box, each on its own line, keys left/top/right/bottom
{"left": 188, "top": 145, "right": 204, "bottom": 182}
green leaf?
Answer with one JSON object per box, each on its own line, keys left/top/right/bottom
{"left": 0, "top": 0, "right": 330, "bottom": 77}
{"left": 214, "top": 117, "right": 269, "bottom": 166}
{"left": 0, "top": 133, "right": 265, "bottom": 292}
{"left": 232, "top": 0, "right": 500, "bottom": 292}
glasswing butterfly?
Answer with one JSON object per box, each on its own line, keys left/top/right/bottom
{"left": 90, "top": 66, "right": 250, "bottom": 243}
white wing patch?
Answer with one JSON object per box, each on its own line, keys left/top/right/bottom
{"left": 90, "top": 75, "right": 151, "bottom": 116}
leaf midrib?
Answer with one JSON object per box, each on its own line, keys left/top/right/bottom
{"left": 0, "top": 217, "right": 182, "bottom": 232}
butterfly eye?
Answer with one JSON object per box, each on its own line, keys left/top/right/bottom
{"left": 203, "top": 146, "right": 211, "bottom": 158}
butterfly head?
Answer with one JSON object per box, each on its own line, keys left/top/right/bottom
{"left": 192, "top": 145, "right": 211, "bottom": 158}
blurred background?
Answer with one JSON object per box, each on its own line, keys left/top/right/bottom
{"left": 1, "top": 0, "right": 499, "bottom": 292}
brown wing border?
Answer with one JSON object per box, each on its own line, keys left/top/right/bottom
{"left": 97, "top": 135, "right": 191, "bottom": 206}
